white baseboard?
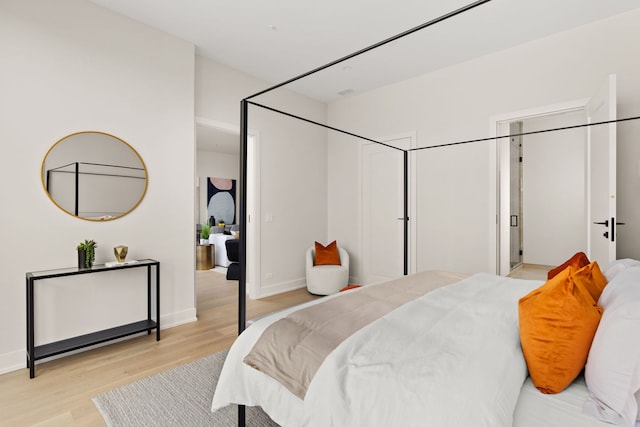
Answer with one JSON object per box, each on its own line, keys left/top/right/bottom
{"left": 250, "top": 276, "right": 363, "bottom": 300}
{"left": 252, "top": 278, "right": 306, "bottom": 299}
{"left": 160, "top": 308, "right": 197, "bottom": 329}
{"left": 0, "top": 349, "right": 26, "bottom": 375}
{"left": 0, "top": 308, "right": 198, "bottom": 375}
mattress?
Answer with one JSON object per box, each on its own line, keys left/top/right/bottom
{"left": 213, "top": 271, "right": 627, "bottom": 426}
{"left": 212, "top": 270, "right": 467, "bottom": 425}
{"left": 514, "top": 376, "right": 616, "bottom": 427}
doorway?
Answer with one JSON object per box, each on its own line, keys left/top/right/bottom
{"left": 508, "top": 121, "right": 523, "bottom": 270}
{"left": 195, "top": 118, "right": 260, "bottom": 306}
{"left": 503, "top": 111, "right": 588, "bottom": 275}
{"left": 496, "top": 101, "right": 590, "bottom": 276}
{"left": 496, "top": 76, "right": 618, "bottom": 275}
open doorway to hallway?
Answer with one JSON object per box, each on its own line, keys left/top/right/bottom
{"left": 195, "top": 118, "right": 260, "bottom": 311}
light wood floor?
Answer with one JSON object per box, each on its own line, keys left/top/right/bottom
{"left": 507, "top": 264, "right": 551, "bottom": 280}
{"left": 0, "top": 270, "right": 319, "bottom": 427}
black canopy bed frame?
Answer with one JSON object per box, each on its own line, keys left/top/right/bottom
{"left": 233, "top": 0, "right": 640, "bottom": 425}
{"left": 44, "top": 161, "right": 146, "bottom": 217}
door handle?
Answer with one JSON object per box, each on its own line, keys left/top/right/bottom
{"left": 611, "top": 219, "right": 626, "bottom": 243}
{"left": 593, "top": 219, "right": 624, "bottom": 242}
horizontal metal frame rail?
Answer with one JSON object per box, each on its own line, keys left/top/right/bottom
{"left": 246, "top": 101, "right": 403, "bottom": 151}
{"left": 409, "top": 115, "right": 640, "bottom": 152}
{"left": 244, "top": 0, "right": 493, "bottom": 101}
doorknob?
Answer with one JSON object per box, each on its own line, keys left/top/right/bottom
{"left": 593, "top": 220, "right": 609, "bottom": 226}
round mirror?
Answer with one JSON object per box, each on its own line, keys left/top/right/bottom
{"left": 41, "top": 131, "right": 148, "bottom": 221}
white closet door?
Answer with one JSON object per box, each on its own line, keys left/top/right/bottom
{"left": 361, "top": 137, "right": 409, "bottom": 284}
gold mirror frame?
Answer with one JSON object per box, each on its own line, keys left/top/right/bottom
{"left": 41, "top": 131, "right": 148, "bottom": 221}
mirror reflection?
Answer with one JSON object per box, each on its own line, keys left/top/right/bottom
{"left": 41, "top": 131, "right": 148, "bottom": 221}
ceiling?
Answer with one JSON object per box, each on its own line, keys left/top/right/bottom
{"left": 89, "top": 0, "right": 640, "bottom": 153}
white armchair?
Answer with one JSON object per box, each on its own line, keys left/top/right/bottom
{"left": 305, "top": 246, "right": 349, "bottom": 295}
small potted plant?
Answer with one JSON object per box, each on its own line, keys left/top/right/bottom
{"left": 200, "top": 223, "right": 211, "bottom": 245}
{"left": 77, "top": 239, "right": 97, "bottom": 268}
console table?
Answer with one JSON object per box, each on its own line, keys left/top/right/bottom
{"left": 26, "top": 259, "right": 160, "bottom": 378}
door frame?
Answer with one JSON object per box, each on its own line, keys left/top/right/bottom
{"left": 194, "top": 117, "right": 261, "bottom": 299}
{"left": 489, "top": 99, "right": 589, "bottom": 276}
{"left": 359, "top": 132, "right": 417, "bottom": 284}
{"left": 586, "top": 74, "right": 617, "bottom": 266}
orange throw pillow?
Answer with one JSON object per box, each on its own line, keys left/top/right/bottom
{"left": 519, "top": 267, "right": 603, "bottom": 394}
{"left": 314, "top": 241, "right": 341, "bottom": 266}
{"left": 547, "top": 252, "right": 590, "bottom": 280}
{"left": 572, "top": 261, "right": 608, "bottom": 303}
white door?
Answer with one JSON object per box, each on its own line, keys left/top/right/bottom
{"left": 588, "top": 74, "right": 617, "bottom": 266}
{"left": 361, "top": 137, "right": 410, "bottom": 284}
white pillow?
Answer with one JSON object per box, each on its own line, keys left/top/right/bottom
{"left": 584, "top": 266, "right": 640, "bottom": 426}
{"left": 602, "top": 258, "right": 640, "bottom": 282}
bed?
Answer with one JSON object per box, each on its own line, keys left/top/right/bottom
{"left": 212, "top": 260, "right": 640, "bottom": 426}
{"left": 220, "top": 0, "right": 640, "bottom": 425}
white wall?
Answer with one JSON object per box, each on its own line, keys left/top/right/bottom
{"left": 521, "top": 111, "right": 587, "bottom": 265}
{"left": 0, "top": 0, "right": 195, "bottom": 373}
{"left": 196, "top": 57, "right": 328, "bottom": 297}
{"left": 327, "top": 9, "right": 640, "bottom": 277}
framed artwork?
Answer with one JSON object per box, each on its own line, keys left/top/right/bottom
{"left": 207, "top": 177, "right": 236, "bottom": 225}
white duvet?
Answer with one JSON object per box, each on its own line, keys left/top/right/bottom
{"left": 213, "top": 273, "right": 541, "bottom": 426}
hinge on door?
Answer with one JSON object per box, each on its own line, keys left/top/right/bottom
{"left": 519, "top": 250, "right": 523, "bottom": 256}
{"left": 519, "top": 156, "right": 523, "bottom": 163}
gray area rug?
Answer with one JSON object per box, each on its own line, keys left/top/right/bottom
{"left": 93, "top": 349, "right": 279, "bottom": 426}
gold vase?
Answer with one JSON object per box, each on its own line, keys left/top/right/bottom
{"left": 114, "top": 245, "right": 128, "bottom": 263}
{"left": 196, "top": 244, "right": 214, "bottom": 270}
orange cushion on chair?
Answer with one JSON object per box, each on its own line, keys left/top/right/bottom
{"left": 547, "top": 252, "right": 590, "bottom": 280}
{"left": 314, "top": 241, "right": 341, "bottom": 266}
{"left": 519, "top": 266, "right": 603, "bottom": 394}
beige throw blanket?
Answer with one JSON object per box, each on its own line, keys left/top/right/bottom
{"left": 243, "top": 270, "right": 468, "bottom": 399}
